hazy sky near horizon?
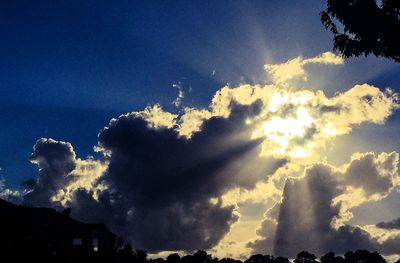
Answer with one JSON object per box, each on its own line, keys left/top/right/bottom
{"left": 1, "top": 0, "right": 400, "bottom": 259}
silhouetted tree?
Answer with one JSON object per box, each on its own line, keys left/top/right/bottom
{"left": 321, "top": 0, "right": 400, "bottom": 62}
{"left": 116, "top": 237, "right": 125, "bottom": 250}
{"left": 192, "top": 250, "right": 216, "bottom": 263}
{"left": 180, "top": 255, "right": 192, "bottom": 263}
{"left": 320, "top": 252, "right": 345, "bottom": 263}
{"left": 321, "top": 252, "right": 335, "bottom": 263}
{"left": 117, "top": 244, "right": 135, "bottom": 263}
{"left": 244, "top": 254, "right": 275, "bottom": 263}
{"left": 167, "top": 253, "right": 181, "bottom": 263}
{"left": 136, "top": 249, "right": 149, "bottom": 263}
{"left": 151, "top": 258, "right": 166, "bottom": 263}
{"left": 294, "top": 251, "right": 318, "bottom": 263}
{"left": 274, "top": 257, "right": 289, "bottom": 263}
{"left": 344, "top": 250, "right": 386, "bottom": 263}
{"left": 219, "top": 258, "right": 243, "bottom": 263}
{"left": 61, "top": 207, "right": 71, "bottom": 217}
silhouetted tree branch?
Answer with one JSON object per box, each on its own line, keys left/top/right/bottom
{"left": 321, "top": 0, "right": 400, "bottom": 62}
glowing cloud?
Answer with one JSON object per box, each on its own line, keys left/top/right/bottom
{"left": 25, "top": 138, "right": 108, "bottom": 207}
{"left": 264, "top": 51, "right": 344, "bottom": 84}
{"left": 175, "top": 82, "right": 397, "bottom": 160}
{"left": 0, "top": 178, "right": 20, "bottom": 201}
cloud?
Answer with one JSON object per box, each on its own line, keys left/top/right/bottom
{"left": 248, "top": 151, "right": 400, "bottom": 257}
{"left": 361, "top": 224, "right": 400, "bottom": 256}
{"left": 201, "top": 82, "right": 397, "bottom": 160}
{"left": 377, "top": 218, "right": 400, "bottom": 230}
{"left": 16, "top": 52, "right": 400, "bottom": 257}
{"left": 172, "top": 82, "right": 185, "bottom": 107}
{"left": 332, "top": 152, "right": 399, "bottom": 227}
{"left": 93, "top": 102, "right": 285, "bottom": 252}
{"left": 0, "top": 177, "right": 21, "bottom": 202}
{"left": 23, "top": 138, "right": 77, "bottom": 207}
{"left": 23, "top": 103, "right": 286, "bottom": 252}
{"left": 23, "top": 138, "right": 107, "bottom": 207}
{"left": 264, "top": 52, "right": 344, "bottom": 84}
{"left": 130, "top": 104, "right": 178, "bottom": 130}
{"left": 345, "top": 152, "right": 399, "bottom": 196}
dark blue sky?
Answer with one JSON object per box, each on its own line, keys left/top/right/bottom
{"left": 1, "top": 0, "right": 399, "bottom": 187}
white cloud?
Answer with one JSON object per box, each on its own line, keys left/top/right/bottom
{"left": 0, "top": 177, "right": 21, "bottom": 201}
{"left": 264, "top": 52, "right": 344, "bottom": 84}
{"left": 172, "top": 83, "right": 185, "bottom": 107}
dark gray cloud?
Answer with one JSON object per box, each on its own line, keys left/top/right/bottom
{"left": 23, "top": 138, "right": 76, "bottom": 207}
{"left": 23, "top": 103, "right": 285, "bottom": 252}
{"left": 92, "top": 103, "right": 283, "bottom": 251}
{"left": 318, "top": 105, "right": 343, "bottom": 114}
{"left": 377, "top": 217, "right": 400, "bottom": 230}
{"left": 377, "top": 236, "right": 400, "bottom": 255}
{"left": 345, "top": 153, "right": 397, "bottom": 196}
{"left": 247, "top": 158, "right": 398, "bottom": 258}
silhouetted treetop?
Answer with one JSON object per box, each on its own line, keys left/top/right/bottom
{"left": 294, "top": 251, "right": 318, "bottom": 263}
{"left": 321, "top": 0, "right": 400, "bottom": 62}
{"left": 274, "top": 257, "right": 289, "bottom": 263}
{"left": 344, "top": 250, "right": 386, "bottom": 263}
{"left": 219, "top": 258, "right": 243, "bottom": 263}
{"left": 244, "top": 254, "right": 275, "bottom": 263}
{"left": 320, "top": 252, "right": 345, "bottom": 263}
{"left": 167, "top": 253, "right": 181, "bottom": 263}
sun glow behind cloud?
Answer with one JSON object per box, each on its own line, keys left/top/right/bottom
{"left": 260, "top": 107, "right": 314, "bottom": 157}
{"left": 249, "top": 89, "right": 316, "bottom": 158}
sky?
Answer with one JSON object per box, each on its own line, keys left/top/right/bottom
{"left": 1, "top": 0, "right": 400, "bottom": 260}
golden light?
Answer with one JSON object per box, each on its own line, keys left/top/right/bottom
{"left": 261, "top": 107, "right": 314, "bottom": 158}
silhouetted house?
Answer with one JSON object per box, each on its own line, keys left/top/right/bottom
{"left": 68, "top": 221, "right": 116, "bottom": 252}
{"left": 0, "top": 198, "right": 116, "bottom": 255}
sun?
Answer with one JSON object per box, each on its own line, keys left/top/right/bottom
{"left": 261, "top": 107, "right": 314, "bottom": 158}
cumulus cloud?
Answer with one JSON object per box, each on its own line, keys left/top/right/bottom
{"left": 175, "top": 81, "right": 397, "bottom": 162}
{"left": 264, "top": 52, "right": 344, "bottom": 84}
{"left": 360, "top": 224, "right": 400, "bottom": 256}
{"left": 0, "top": 177, "right": 21, "bottom": 202}
{"left": 332, "top": 152, "right": 400, "bottom": 227}
{"left": 376, "top": 218, "right": 400, "bottom": 230}
{"left": 248, "top": 152, "right": 400, "bottom": 257}
{"left": 93, "top": 102, "right": 286, "bottom": 251}
{"left": 23, "top": 103, "right": 286, "bottom": 252}
{"left": 23, "top": 138, "right": 107, "bottom": 207}
{"left": 15, "top": 52, "right": 400, "bottom": 257}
